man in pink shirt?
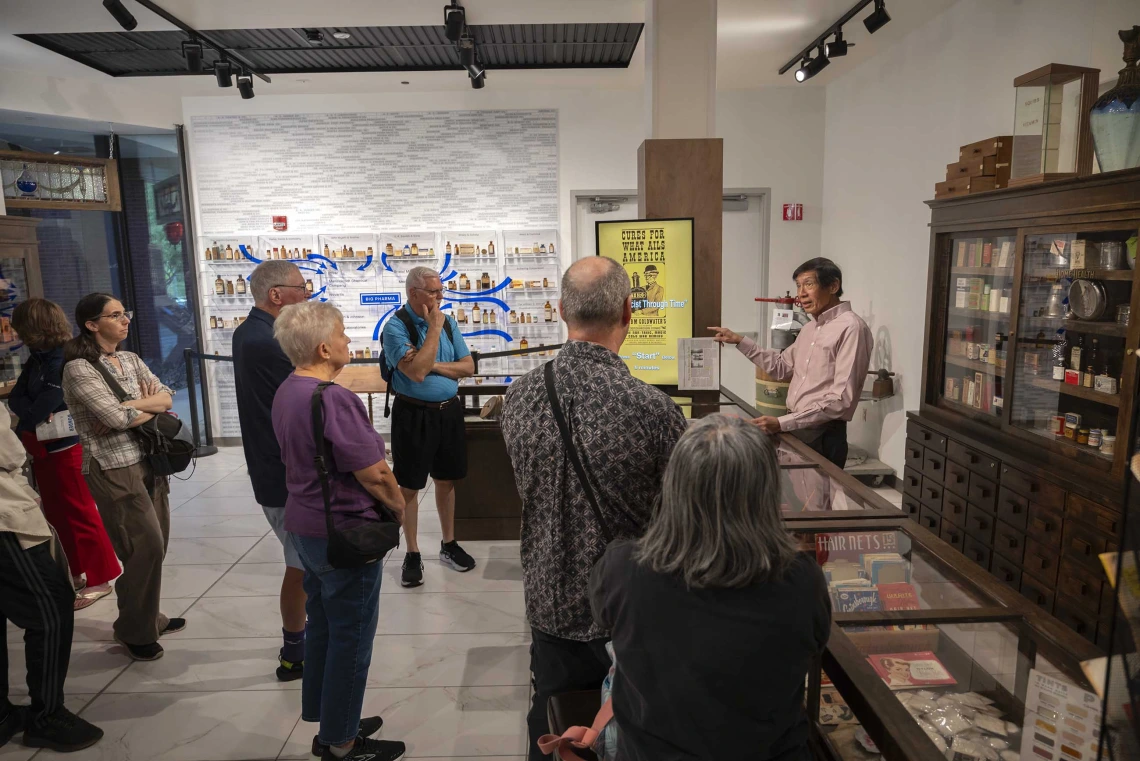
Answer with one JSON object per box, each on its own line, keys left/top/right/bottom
{"left": 711, "top": 258, "right": 873, "bottom": 468}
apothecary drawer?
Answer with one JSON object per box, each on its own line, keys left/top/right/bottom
{"left": 1062, "top": 521, "right": 1117, "bottom": 571}
{"left": 1000, "top": 464, "right": 1064, "bottom": 510}
{"left": 921, "top": 450, "right": 946, "bottom": 484}
{"left": 962, "top": 535, "right": 992, "bottom": 570}
{"left": 1053, "top": 596, "right": 1099, "bottom": 645}
{"left": 1026, "top": 503, "right": 1063, "bottom": 551}
{"left": 919, "top": 478, "right": 943, "bottom": 511}
{"left": 904, "top": 439, "right": 924, "bottom": 470}
{"left": 939, "top": 520, "right": 966, "bottom": 553}
{"left": 907, "top": 421, "right": 946, "bottom": 452}
{"left": 995, "top": 487, "right": 1029, "bottom": 531}
{"left": 1020, "top": 573, "right": 1055, "bottom": 614}
{"left": 964, "top": 503, "right": 996, "bottom": 544}
{"left": 946, "top": 439, "right": 1000, "bottom": 477}
{"left": 1057, "top": 558, "right": 1112, "bottom": 616}
{"left": 902, "top": 467, "right": 922, "bottom": 499}
{"left": 918, "top": 505, "right": 942, "bottom": 535}
{"left": 993, "top": 519, "right": 1026, "bottom": 564}
{"left": 967, "top": 473, "right": 997, "bottom": 512}
{"left": 1022, "top": 538, "right": 1059, "bottom": 585}
{"left": 944, "top": 459, "right": 970, "bottom": 498}
{"left": 900, "top": 496, "right": 921, "bottom": 522}
{"left": 941, "top": 491, "right": 968, "bottom": 524}
{"left": 990, "top": 553, "right": 1022, "bottom": 590}
{"left": 1065, "top": 492, "right": 1123, "bottom": 537}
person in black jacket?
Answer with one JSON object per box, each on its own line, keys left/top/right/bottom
{"left": 232, "top": 260, "right": 309, "bottom": 681}
{"left": 9, "top": 299, "right": 119, "bottom": 609}
{"left": 590, "top": 414, "right": 831, "bottom": 761}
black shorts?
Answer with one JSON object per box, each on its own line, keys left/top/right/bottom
{"left": 391, "top": 395, "right": 468, "bottom": 491}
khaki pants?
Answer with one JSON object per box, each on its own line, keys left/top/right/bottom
{"left": 85, "top": 459, "right": 170, "bottom": 645}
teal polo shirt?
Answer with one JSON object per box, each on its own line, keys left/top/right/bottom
{"left": 381, "top": 304, "right": 471, "bottom": 402}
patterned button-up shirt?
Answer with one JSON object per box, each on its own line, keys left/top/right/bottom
{"left": 62, "top": 352, "right": 173, "bottom": 474}
{"left": 501, "top": 340, "right": 687, "bottom": 641}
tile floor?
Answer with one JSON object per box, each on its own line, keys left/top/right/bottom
{"left": 4, "top": 447, "right": 528, "bottom": 761}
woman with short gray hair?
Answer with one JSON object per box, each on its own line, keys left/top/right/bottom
{"left": 589, "top": 414, "right": 830, "bottom": 761}
{"left": 271, "top": 302, "right": 407, "bottom": 761}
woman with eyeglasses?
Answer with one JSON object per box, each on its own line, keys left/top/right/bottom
{"left": 9, "top": 298, "right": 120, "bottom": 609}
{"left": 61, "top": 294, "right": 184, "bottom": 662}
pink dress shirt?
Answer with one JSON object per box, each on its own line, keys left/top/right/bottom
{"left": 737, "top": 301, "right": 873, "bottom": 432}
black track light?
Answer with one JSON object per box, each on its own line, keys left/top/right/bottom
{"left": 443, "top": 2, "right": 466, "bottom": 42}
{"left": 795, "top": 45, "right": 830, "bottom": 82}
{"left": 304, "top": 29, "right": 325, "bottom": 45}
{"left": 458, "top": 36, "right": 476, "bottom": 67}
{"left": 236, "top": 72, "right": 255, "bottom": 99}
{"left": 182, "top": 40, "right": 203, "bottom": 72}
{"left": 470, "top": 69, "right": 485, "bottom": 89}
{"left": 794, "top": 56, "right": 811, "bottom": 83}
{"left": 864, "top": 0, "right": 891, "bottom": 34}
{"left": 214, "top": 61, "right": 233, "bottom": 87}
{"left": 825, "top": 29, "right": 850, "bottom": 57}
{"left": 103, "top": 0, "right": 137, "bottom": 31}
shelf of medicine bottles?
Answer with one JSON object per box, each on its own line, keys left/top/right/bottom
{"left": 450, "top": 254, "right": 499, "bottom": 262}
{"left": 1025, "top": 376, "right": 1120, "bottom": 406}
{"left": 1025, "top": 267, "right": 1134, "bottom": 281}
{"left": 203, "top": 258, "right": 255, "bottom": 266}
{"left": 1018, "top": 316, "right": 1129, "bottom": 337}
{"left": 1020, "top": 425, "right": 1114, "bottom": 461}
{"left": 387, "top": 254, "right": 439, "bottom": 262}
{"left": 505, "top": 286, "right": 558, "bottom": 294}
{"left": 950, "top": 266, "right": 1014, "bottom": 277}
{"left": 948, "top": 307, "right": 1010, "bottom": 320}
{"left": 944, "top": 356, "right": 1000, "bottom": 374}
{"left": 942, "top": 397, "right": 999, "bottom": 417}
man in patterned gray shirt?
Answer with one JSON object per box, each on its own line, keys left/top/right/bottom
{"left": 501, "top": 256, "right": 686, "bottom": 760}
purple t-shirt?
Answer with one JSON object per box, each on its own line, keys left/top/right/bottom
{"left": 272, "top": 374, "right": 387, "bottom": 537}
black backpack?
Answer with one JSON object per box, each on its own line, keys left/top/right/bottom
{"left": 380, "top": 306, "right": 455, "bottom": 417}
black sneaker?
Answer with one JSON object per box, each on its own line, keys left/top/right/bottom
{"left": 0, "top": 705, "right": 26, "bottom": 748}
{"left": 115, "top": 637, "right": 164, "bottom": 661}
{"left": 400, "top": 552, "right": 424, "bottom": 588}
{"left": 440, "top": 541, "right": 476, "bottom": 572}
{"left": 277, "top": 651, "right": 304, "bottom": 682}
{"left": 320, "top": 735, "right": 404, "bottom": 761}
{"left": 160, "top": 617, "right": 186, "bottom": 636}
{"left": 23, "top": 706, "right": 104, "bottom": 752}
{"left": 311, "top": 716, "right": 384, "bottom": 757}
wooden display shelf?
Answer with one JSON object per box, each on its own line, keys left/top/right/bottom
{"left": 944, "top": 355, "right": 999, "bottom": 374}
{"left": 949, "top": 307, "right": 1011, "bottom": 320}
{"left": 1025, "top": 377, "right": 1120, "bottom": 407}
{"left": 941, "top": 397, "right": 1000, "bottom": 418}
{"left": 1019, "top": 316, "right": 1128, "bottom": 337}
{"left": 950, "top": 267, "right": 1014, "bottom": 277}
{"left": 1019, "top": 425, "right": 1114, "bottom": 461}
{"left": 1025, "top": 268, "right": 1134, "bottom": 281}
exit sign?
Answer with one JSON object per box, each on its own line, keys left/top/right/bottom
{"left": 782, "top": 203, "right": 803, "bottom": 221}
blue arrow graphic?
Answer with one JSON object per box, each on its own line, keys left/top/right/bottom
{"left": 357, "top": 254, "right": 373, "bottom": 271}
{"left": 306, "top": 286, "right": 327, "bottom": 301}
{"left": 239, "top": 245, "right": 263, "bottom": 264}
{"left": 440, "top": 269, "right": 458, "bottom": 282}
{"left": 437, "top": 252, "right": 452, "bottom": 275}
{"left": 307, "top": 254, "right": 338, "bottom": 271}
{"left": 297, "top": 265, "right": 323, "bottom": 273}
{"left": 371, "top": 305, "right": 400, "bottom": 340}
{"left": 462, "top": 329, "right": 513, "bottom": 342}
{"left": 380, "top": 251, "right": 394, "bottom": 272}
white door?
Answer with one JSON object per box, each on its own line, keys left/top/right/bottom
{"left": 573, "top": 192, "right": 768, "bottom": 401}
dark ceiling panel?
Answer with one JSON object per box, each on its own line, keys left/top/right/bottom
{"left": 17, "top": 22, "right": 643, "bottom": 77}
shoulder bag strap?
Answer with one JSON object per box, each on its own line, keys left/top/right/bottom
{"left": 310, "top": 382, "right": 337, "bottom": 537}
{"left": 544, "top": 361, "right": 613, "bottom": 544}
{"left": 87, "top": 358, "right": 130, "bottom": 403}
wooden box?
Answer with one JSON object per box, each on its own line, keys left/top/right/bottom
{"left": 959, "top": 136, "right": 1013, "bottom": 164}
{"left": 946, "top": 155, "right": 1011, "bottom": 188}
{"left": 935, "top": 175, "right": 998, "bottom": 199}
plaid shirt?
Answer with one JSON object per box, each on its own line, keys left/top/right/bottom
{"left": 61, "top": 352, "right": 173, "bottom": 473}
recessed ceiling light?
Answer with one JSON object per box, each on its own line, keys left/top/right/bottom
{"left": 333, "top": 31, "right": 351, "bottom": 40}
{"left": 53, "top": 150, "right": 60, "bottom": 155}
{"left": 401, "top": 81, "right": 409, "bottom": 85}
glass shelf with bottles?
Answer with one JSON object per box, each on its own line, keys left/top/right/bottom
{"left": 940, "top": 327, "right": 1007, "bottom": 420}
{"left": 451, "top": 303, "right": 500, "bottom": 329}
{"left": 446, "top": 272, "right": 501, "bottom": 295}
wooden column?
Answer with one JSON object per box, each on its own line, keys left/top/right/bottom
{"left": 638, "top": 138, "right": 723, "bottom": 412}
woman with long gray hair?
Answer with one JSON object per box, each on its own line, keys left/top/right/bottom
{"left": 589, "top": 414, "right": 830, "bottom": 761}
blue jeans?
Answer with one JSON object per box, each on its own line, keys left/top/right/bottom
{"left": 289, "top": 533, "right": 383, "bottom": 747}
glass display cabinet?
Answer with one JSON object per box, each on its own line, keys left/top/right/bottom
{"left": 0, "top": 217, "right": 44, "bottom": 395}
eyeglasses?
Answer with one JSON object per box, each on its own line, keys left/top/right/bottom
{"left": 414, "top": 287, "right": 444, "bottom": 297}
{"left": 271, "top": 284, "right": 308, "bottom": 291}
{"left": 96, "top": 310, "right": 132, "bottom": 322}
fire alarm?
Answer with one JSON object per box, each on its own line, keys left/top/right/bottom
{"left": 782, "top": 203, "right": 803, "bottom": 221}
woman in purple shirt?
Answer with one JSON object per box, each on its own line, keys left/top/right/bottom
{"left": 271, "top": 302, "right": 406, "bottom": 761}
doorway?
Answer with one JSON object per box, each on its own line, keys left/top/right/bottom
{"left": 571, "top": 190, "right": 769, "bottom": 402}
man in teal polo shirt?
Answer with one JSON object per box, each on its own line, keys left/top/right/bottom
{"left": 382, "top": 266, "right": 477, "bottom": 587}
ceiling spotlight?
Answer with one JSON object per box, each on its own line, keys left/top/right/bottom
{"left": 443, "top": 1, "right": 466, "bottom": 42}
{"left": 102, "top": 0, "right": 137, "bottom": 31}
{"left": 825, "top": 29, "right": 851, "bottom": 57}
{"left": 182, "top": 40, "right": 203, "bottom": 72}
{"left": 304, "top": 29, "right": 324, "bottom": 45}
{"left": 794, "top": 56, "right": 811, "bottom": 83}
{"left": 470, "top": 69, "right": 485, "bottom": 89}
{"left": 795, "top": 46, "right": 830, "bottom": 82}
{"left": 332, "top": 31, "right": 352, "bottom": 40}
{"left": 864, "top": 0, "right": 891, "bottom": 34}
{"left": 236, "top": 72, "right": 255, "bottom": 99}
{"left": 458, "top": 35, "right": 476, "bottom": 67}
{"left": 214, "top": 60, "right": 233, "bottom": 87}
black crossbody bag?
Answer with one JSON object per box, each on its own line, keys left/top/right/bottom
{"left": 543, "top": 361, "right": 613, "bottom": 543}
{"left": 310, "top": 382, "right": 401, "bottom": 568}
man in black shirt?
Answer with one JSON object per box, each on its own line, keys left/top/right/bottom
{"left": 232, "top": 260, "right": 308, "bottom": 681}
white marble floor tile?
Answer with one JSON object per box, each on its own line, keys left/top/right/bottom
{"left": 171, "top": 496, "right": 265, "bottom": 517}
{"left": 394, "top": 534, "right": 520, "bottom": 561}
{"left": 105, "top": 637, "right": 293, "bottom": 693}
{"left": 367, "top": 633, "right": 530, "bottom": 688}
{"left": 35, "top": 690, "right": 301, "bottom": 761}
{"left": 7, "top": 643, "right": 131, "bottom": 696}
{"left": 160, "top": 564, "right": 233, "bottom": 599}
{"left": 164, "top": 536, "right": 261, "bottom": 566}
{"left": 166, "top": 596, "right": 282, "bottom": 639}
{"left": 0, "top": 695, "right": 95, "bottom": 761}
{"left": 374, "top": 593, "right": 528, "bottom": 636}
{"left": 381, "top": 558, "right": 523, "bottom": 594}
{"left": 71, "top": 599, "right": 194, "bottom": 643}
{"left": 205, "top": 563, "right": 287, "bottom": 598}
{"left": 195, "top": 480, "right": 257, "bottom": 499}
{"left": 169, "top": 515, "right": 272, "bottom": 539}
{"left": 238, "top": 534, "right": 289, "bottom": 564}
{"left": 280, "top": 686, "right": 528, "bottom": 759}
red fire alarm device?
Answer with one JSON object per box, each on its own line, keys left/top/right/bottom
{"left": 782, "top": 203, "right": 803, "bottom": 221}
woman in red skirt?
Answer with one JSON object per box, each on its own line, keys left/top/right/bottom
{"left": 9, "top": 299, "right": 120, "bottom": 609}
